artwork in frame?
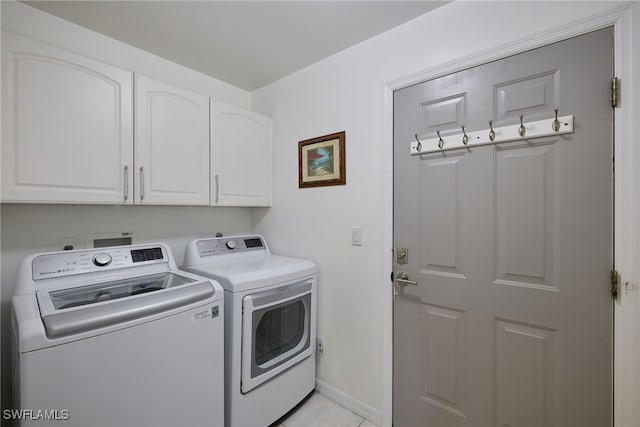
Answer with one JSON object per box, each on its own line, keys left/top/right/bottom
{"left": 298, "top": 131, "right": 346, "bottom": 188}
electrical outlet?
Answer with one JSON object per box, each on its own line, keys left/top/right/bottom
{"left": 317, "top": 336, "right": 326, "bottom": 353}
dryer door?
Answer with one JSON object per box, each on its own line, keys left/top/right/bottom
{"left": 241, "top": 279, "right": 312, "bottom": 393}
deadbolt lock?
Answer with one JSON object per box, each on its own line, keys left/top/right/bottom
{"left": 397, "top": 248, "right": 408, "bottom": 265}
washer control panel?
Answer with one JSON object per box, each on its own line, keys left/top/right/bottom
{"left": 32, "top": 246, "right": 167, "bottom": 280}
{"left": 196, "top": 236, "right": 265, "bottom": 257}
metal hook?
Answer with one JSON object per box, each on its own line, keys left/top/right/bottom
{"left": 462, "top": 126, "right": 469, "bottom": 145}
{"left": 489, "top": 120, "right": 495, "bottom": 142}
{"left": 437, "top": 130, "right": 444, "bottom": 149}
{"left": 552, "top": 108, "right": 560, "bottom": 132}
{"left": 414, "top": 134, "right": 423, "bottom": 152}
{"left": 518, "top": 114, "right": 526, "bottom": 137}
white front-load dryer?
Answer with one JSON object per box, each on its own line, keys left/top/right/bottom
{"left": 11, "top": 243, "right": 225, "bottom": 427}
{"left": 182, "top": 235, "right": 317, "bottom": 427}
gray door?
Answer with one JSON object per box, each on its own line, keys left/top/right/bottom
{"left": 393, "top": 28, "right": 613, "bottom": 427}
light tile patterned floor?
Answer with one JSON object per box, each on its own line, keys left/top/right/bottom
{"left": 273, "top": 391, "right": 377, "bottom": 427}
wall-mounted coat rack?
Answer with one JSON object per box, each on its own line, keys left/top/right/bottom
{"left": 411, "top": 110, "right": 574, "bottom": 155}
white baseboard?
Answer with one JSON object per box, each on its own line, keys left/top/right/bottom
{"left": 315, "top": 379, "right": 381, "bottom": 426}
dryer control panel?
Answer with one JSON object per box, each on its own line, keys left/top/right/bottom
{"left": 32, "top": 245, "right": 168, "bottom": 280}
{"left": 196, "top": 236, "right": 265, "bottom": 257}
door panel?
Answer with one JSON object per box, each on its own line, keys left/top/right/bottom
{"left": 494, "top": 70, "right": 558, "bottom": 123}
{"left": 495, "top": 144, "right": 557, "bottom": 289}
{"left": 393, "top": 28, "right": 613, "bottom": 427}
{"left": 495, "top": 319, "right": 556, "bottom": 427}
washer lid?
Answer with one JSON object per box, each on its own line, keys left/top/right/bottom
{"left": 37, "top": 272, "right": 215, "bottom": 338}
{"left": 185, "top": 254, "right": 317, "bottom": 292}
{"left": 47, "top": 272, "right": 192, "bottom": 310}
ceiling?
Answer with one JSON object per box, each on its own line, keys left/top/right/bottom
{"left": 23, "top": 1, "right": 447, "bottom": 91}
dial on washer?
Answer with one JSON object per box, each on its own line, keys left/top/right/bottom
{"left": 92, "top": 253, "right": 112, "bottom": 267}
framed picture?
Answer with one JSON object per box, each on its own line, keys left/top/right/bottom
{"left": 298, "top": 131, "right": 346, "bottom": 188}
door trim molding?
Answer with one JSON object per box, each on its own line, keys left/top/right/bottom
{"left": 382, "top": 3, "right": 639, "bottom": 426}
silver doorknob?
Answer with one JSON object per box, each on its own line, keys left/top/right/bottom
{"left": 396, "top": 271, "right": 418, "bottom": 286}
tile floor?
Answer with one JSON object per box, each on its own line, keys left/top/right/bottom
{"left": 272, "top": 391, "right": 378, "bottom": 427}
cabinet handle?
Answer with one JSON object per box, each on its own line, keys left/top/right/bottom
{"left": 214, "top": 174, "right": 219, "bottom": 204}
{"left": 123, "top": 165, "right": 129, "bottom": 201}
{"left": 139, "top": 166, "right": 145, "bottom": 201}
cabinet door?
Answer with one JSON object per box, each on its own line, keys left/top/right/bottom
{"left": 1, "top": 32, "right": 133, "bottom": 204}
{"left": 135, "top": 75, "right": 210, "bottom": 205}
{"left": 211, "top": 101, "right": 272, "bottom": 206}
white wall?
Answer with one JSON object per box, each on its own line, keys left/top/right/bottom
{"left": 0, "top": 2, "right": 253, "bottom": 413}
{"left": 250, "top": 1, "right": 630, "bottom": 423}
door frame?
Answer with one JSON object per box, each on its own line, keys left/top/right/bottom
{"left": 381, "top": 3, "right": 639, "bottom": 426}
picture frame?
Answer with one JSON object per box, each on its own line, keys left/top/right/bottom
{"left": 298, "top": 131, "right": 346, "bottom": 188}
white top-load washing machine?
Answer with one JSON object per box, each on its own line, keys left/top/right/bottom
{"left": 182, "top": 235, "right": 317, "bottom": 427}
{"left": 11, "top": 243, "right": 224, "bottom": 427}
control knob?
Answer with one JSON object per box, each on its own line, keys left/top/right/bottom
{"left": 226, "top": 240, "right": 237, "bottom": 250}
{"left": 92, "top": 253, "right": 112, "bottom": 267}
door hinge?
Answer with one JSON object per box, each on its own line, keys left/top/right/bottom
{"left": 611, "top": 270, "right": 620, "bottom": 299}
{"left": 611, "top": 77, "right": 619, "bottom": 108}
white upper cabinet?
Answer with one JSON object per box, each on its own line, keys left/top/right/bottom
{"left": 1, "top": 31, "right": 134, "bottom": 204}
{"left": 2, "top": 30, "right": 272, "bottom": 207}
{"left": 135, "top": 75, "right": 210, "bottom": 205}
{"left": 211, "top": 101, "right": 272, "bottom": 206}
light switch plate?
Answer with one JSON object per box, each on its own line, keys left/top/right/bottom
{"left": 352, "top": 227, "right": 363, "bottom": 246}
